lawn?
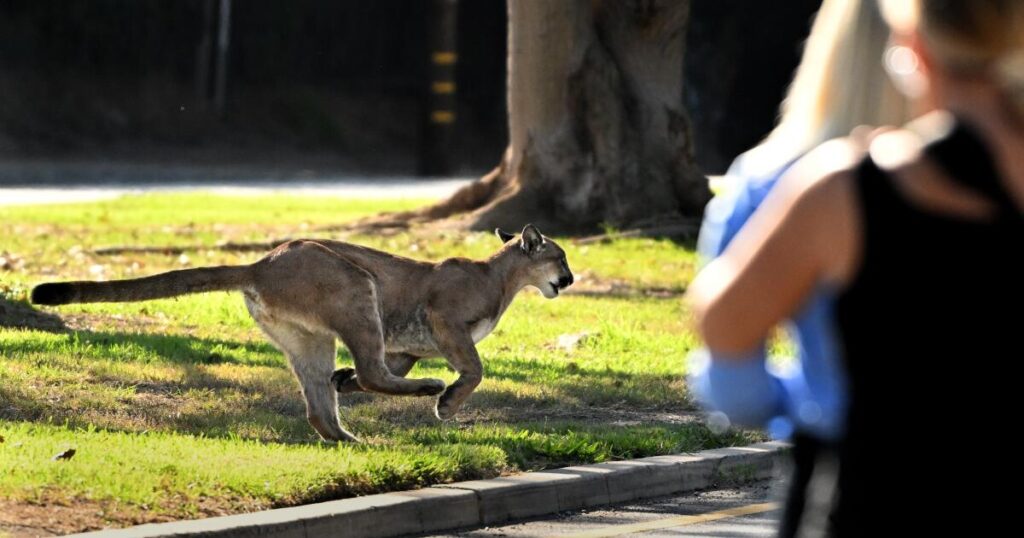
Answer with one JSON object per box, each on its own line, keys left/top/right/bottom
{"left": 0, "top": 193, "right": 759, "bottom": 535}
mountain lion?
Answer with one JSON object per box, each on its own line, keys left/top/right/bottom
{"left": 31, "top": 224, "right": 574, "bottom": 442}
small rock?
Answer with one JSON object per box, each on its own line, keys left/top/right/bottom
{"left": 0, "top": 252, "right": 25, "bottom": 271}
{"left": 557, "top": 331, "right": 597, "bottom": 353}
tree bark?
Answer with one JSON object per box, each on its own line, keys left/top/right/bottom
{"left": 425, "top": 0, "right": 709, "bottom": 234}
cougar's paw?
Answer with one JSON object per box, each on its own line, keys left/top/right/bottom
{"left": 336, "top": 431, "right": 361, "bottom": 443}
{"left": 331, "top": 368, "right": 356, "bottom": 393}
{"left": 319, "top": 429, "right": 360, "bottom": 444}
{"left": 434, "top": 390, "right": 460, "bottom": 420}
{"left": 317, "top": 424, "right": 362, "bottom": 444}
{"left": 435, "top": 399, "right": 457, "bottom": 421}
{"left": 414, "top": 378, "right": 446, "bottom": 396}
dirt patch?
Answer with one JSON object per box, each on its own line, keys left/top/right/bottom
{"left": 0, "top": 499, "right": 117, "bottom": 537}
{"left": 0, "top": 495, "right": 267, "bottom": 538}
{"left": 564, "top": 278, "right": 685, "bottom": 299}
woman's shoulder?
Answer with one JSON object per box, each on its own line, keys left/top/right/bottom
{"left": 767, "top": 137, "right": 869, "bottom": 286}
{"left": 774, "top": 137, "right": 867, "bottom": 211}
{"left": 863, "top": 112, "right": 1004, "bottom": 220}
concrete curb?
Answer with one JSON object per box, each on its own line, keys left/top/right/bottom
{"left": 69, "top": 441, "right": 789, "bottom": 538}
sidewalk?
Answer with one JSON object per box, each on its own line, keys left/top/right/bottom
{"left": 68, "top": 442, "right": 788, "bottom": 538}
{"left": 0, "top": 177, "right": 471, "bottom": 207}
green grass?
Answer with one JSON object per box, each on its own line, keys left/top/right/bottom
{"left": 0, "top": 192, "right": 759, "bottom": 530}
{"left": 1, "top": 421, "right": 505, "bottom": 511}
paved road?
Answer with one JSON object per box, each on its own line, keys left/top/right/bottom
{"left": 415, "top": 480, "right": 786, "bottom": 538}
{"left": 0, "top": 177, "right": 470, "bottom": 206}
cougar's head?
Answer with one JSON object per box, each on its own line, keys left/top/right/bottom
{"left": 496, "top": 224, "right": 574, "bottom": 299}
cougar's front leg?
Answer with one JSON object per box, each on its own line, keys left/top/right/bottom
{"left": 428, "top": 311, "right": 483, "bottom": 420}
{"left": 328, "top": 290, "right": 444, "bottom": 397}
{"left": 332, "top": 353, "right": 418, "bottom": 394}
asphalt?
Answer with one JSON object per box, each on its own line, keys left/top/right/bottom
{"left": 0, "top": 177, "right": 471, "bottom": 206}
{"left": 418, "top": 480, "right": 782, "bottom": 537}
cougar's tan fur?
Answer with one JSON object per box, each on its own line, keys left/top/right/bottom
{"left": 32, "top": 224, "right": 574, "bottom": 442}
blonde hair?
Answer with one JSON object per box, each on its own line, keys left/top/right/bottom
{"left": 917, "top": 0, "right": 1024, "bottom": 115}
{"left": 731, "top": 0, "right": 911, "bottom": 177}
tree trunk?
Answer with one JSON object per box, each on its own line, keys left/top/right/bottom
{"left": 427, "top": 0, "right": 709, "bottom": 233}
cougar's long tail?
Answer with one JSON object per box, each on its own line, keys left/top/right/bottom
{"left": 30, "top": 265, "right": 254, "bottom": 306}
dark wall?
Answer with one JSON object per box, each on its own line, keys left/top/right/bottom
{"left": 686, "top": 0, "right": 822, "bottom": 173}
{"left": 230, "top": 1, "right": 429, "bottom": 89}
{"left": 454, "top": 0, "right": 508, "bottom": 172}
{"left": 0, "top": 0, "right": 486, "bottom": 173}
{"left": 0, "top": 1, "right": 205, "bottom": 77}
{"left": 0, "top": 0, "right": 819, "bottom": 177}
{"left": 0, "top": 1, "right": 436, "bottom": 92}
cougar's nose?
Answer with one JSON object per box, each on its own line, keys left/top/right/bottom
{"left": 558, "top": 274, "right": 574, "bottom": 288}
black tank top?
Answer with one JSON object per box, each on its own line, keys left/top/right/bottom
{"left": 832, "top": 119, "right": 1023, "bottom": 536}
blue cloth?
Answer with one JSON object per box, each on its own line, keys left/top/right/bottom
{"left": 690, "top": 162, "right": 848, "bottom": 441}
{"left": 688, "top": 346, "right": 786, "bottom": 428}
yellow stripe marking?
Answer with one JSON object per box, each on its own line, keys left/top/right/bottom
{"left": 432, "top": 81, "right": 456, "bottom": 94}
{"left": 432, "top": 51, "right": 458, "bottom": 65}
{"left": 558, "top": 502, "right": 780, "bottom": 538}
{"left": 430, "top": 110, "right": 456, "bottom": 124}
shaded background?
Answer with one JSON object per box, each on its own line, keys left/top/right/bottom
{"left": 0, "top": 0, "right": 821, "bottom": 181}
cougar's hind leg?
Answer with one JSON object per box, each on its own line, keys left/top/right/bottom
{"left": 333, "top": 353, "right": 419, "bottom": 394}
{"left": 251, "top": 315, "right": 359, "bottom": 443}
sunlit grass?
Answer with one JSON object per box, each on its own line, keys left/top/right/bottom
{"left": 0, "top": 192, "right": 755, "bottom": 528}
{"left": 0, "top": 420, "right": 507, "bottom": 511}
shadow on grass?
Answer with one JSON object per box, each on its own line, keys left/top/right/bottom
{"left": 0, "top": 299, "right": 313, "bottom": 442}
{"left": 470, "top": 356, "right": 683, "bottom": 399}
{"left": 4, "top": 325, "right": 286, "bottom": 368}
{"left": 0, "top": 297, "right": 67, "bottom": 332}
{"left": 394, "top": 419, "right": 756, "bottom": 470}
{"left": 0, "top": 368, "right": 319, "bottom": 445}
{"left": 2, "top": 298, "right": 694, "bottom": 447}
{"left": 0, "top": 297, "right": 363, "bottom": 369}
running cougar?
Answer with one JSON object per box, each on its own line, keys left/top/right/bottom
{"left": 31, "top": 224, "right": 574, "bottom": 442}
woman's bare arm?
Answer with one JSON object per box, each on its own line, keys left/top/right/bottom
{"left": 688, "top": 139, "right": 863, "bottom": 356}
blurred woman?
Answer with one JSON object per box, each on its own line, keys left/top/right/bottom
{"left": 690, "top": 0, "right": 911, "bottom": 534}
{"left": 690, "top": 0, "right": 1023, "bottom": 534}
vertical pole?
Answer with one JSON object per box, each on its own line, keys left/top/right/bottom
{"left": 213, "top": 0, "right": 232, "bottom": 117}
{"left": 195, "top": 0, "right": 215, "bottom": 109}
{"left": 419, "top": 0, "right": 458, "bottom": 176}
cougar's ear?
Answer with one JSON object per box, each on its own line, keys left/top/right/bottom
{"left": 495, "top": 228, "right": 516, "bottom": 243}
{"left": 520, "top": 224, "right": 545, "bottom": 254}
